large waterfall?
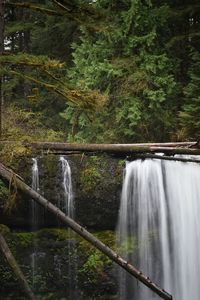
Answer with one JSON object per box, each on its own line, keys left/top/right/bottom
{"left": 117, "top": 158, "right": 200, "bottom": 300}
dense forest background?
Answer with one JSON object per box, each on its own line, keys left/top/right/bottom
{"left": 0, "top": 0, "right": 200, "bottom": 143}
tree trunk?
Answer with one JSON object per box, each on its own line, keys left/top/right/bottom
{"left": 0, "top": 233, "right": 36, "bottom": 300}
{"left": 0, "top": 162, "right": 173, "bottom": 300}
{"left": 2, "top": 141, "right": 198, "bottom": 156}
{"left": 0, "top": 0, "right": 5, "bottom": 139}
{"left": 1, "top": 141, "right": 200, "bottom": 157}
{"left": 27, "top": 142, "right": 200, "bottom": 156}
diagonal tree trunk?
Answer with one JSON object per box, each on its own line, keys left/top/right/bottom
{"left": 0, "top": 162, "right": 173, "bottom": 300}
{"left": 0, "top": 232, "right": 36, "bottom": 300}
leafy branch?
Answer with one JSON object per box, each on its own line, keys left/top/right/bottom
{"left": 7, "top": 69, "right": 107, "bottom": 111}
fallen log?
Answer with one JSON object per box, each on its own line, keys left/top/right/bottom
{"left": 28, "top": 142, "right": 200, "bottom": 156}
{"left": 0, "top": 233, "right": 36, "bottom": 300}
{"left": 1, "top": 141, "right": 200, "bottom": 157}
{"left": 0, "top": 141, "right": 200, "bottom": 159}
{"left": 0, "top": 162, "right": 173, "bottom": 300}
{"left": 0, "top": 140, "right": 197, "bottom": 148}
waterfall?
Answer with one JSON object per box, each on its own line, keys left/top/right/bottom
{"left": 59, "top": 156, "right": 74, "bottom": 217}
{"left": 59, "top": 156, "right": 77, "bottom": 299}
{"left": 117, "top": 158, "right": 200, "bottom": 300}
{"left": 31, "top": 158, "right": 40, "bottom": 288}
{"left": 31, "top": 158, "right": 40, "bottom": 230}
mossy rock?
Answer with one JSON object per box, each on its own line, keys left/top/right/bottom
{"left": 0, "top": 228, "right": 118, "bottom": 299}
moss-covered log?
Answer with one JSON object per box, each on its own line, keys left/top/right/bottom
{"left": 0, "top": 141, "right": 199, "bottom": 156}
{"left": 0, "top": 162, "right": 173, "bottom": 300}
{"left": 31, "top": 142, "right": 200, "bottom": 155}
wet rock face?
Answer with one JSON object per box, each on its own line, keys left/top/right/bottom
{"left": 74, "top": 156, "right": 123, "bottom": 230}
{"left": 0, "top": 155, "right": 124, "bottom": 230}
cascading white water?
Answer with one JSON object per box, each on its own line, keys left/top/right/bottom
{"left": 31, "top": 158, "right": 40, "bottom": 288}
{"left": 32, "top": 158, "right": 39, "bottom": 191}
{"left": 59, "top": 156, "right": 77, "bottom": 299}
{"left": 31, "top": 158, "right": 40, "bottom": 230}
{"left": 117, "top": 158, "right": 200, "bottom": 300}
{"left": 59, "top": 156, "right": 74, "bottom": 217}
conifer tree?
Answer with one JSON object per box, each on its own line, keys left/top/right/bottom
{"left": 2, "top": 0, "right": 200, "bottom": 142}
{"left": 179, "top": 50, "right": 200, "bottom": 138}
{"left": 2, "top": 0, "right": 108, "bottom": 113}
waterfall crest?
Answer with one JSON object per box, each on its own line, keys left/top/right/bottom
{"left": 117, "top": 158, "right": 200, "bottom": 300}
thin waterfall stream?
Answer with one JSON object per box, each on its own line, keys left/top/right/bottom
{"left": 30, "top": 156, "right": 78, "bottom": 297}
{"left": 31, "top": 158, "right": 40, "bottom": 230}
{"left": 31, "top": 157, "right": 40, "bottom": 288}
{"left": 117, "top": 158, "right": 200, "bottom": 300}
{"left": 59, "top": 156, "right": 74, "bottom": 217}
{"left": 59, "top": 156, "right": 77, "bottom": 299}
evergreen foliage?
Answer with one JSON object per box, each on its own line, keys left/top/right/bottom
{"left": 179, "top": 50, "right": 200, "bottom": 138}
{"left": 1, "top": 0, "right": 200, "bottom": 142}
{"left": 62, "top": 0, "right": 179, "bottom": 142}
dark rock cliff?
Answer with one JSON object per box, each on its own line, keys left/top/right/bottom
{"left": 0, "top": 155, "right": 124, "bottom": 230}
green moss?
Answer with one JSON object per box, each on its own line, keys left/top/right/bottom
{"left": 0, "top": 224, "right": 10, "bottom": 236}
{"left": 74, "top": 230, "right": 115, "bottom": 271}
{"left": 11, "top": 232, "right": 33, "bottom": 249}
{"left": 79, "top": 251, "right": 104, "bottom": 283}
{"left": 117, "top": 159, "right": 126, "bottom": 169}
{"left": 79, "top": 155, "right": 123, "bottom": 194}
{"left": 42, "top": 155, "right": 57, "bottom": 175}
{"left": 0, "top": 179, "right": 10, "bottom": 206}
{"left": 95, "top": 231, "right": 116, "bottom": 248}
{"left": 0, "top": 229, "right": 117, "bottom": 299}
{"left": 0, "top": 180, "right": 9, "bottom": 196}
{"left": 80, "top": 166, "right": 102, "bottom": 192}
{"left": 0, "top": 142, "right": 32, "bottom": 169}
{"left": 78, "top": 230, "right": 115, "bottom": 251}
{"left": 77, "top": 230, "right": 116, "bottom": 290}
{"left": 36, "top": 228, "right": 78, "bottom": 241}
{"left": 79, "top": 156, "right": 102, "bottom": 192}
